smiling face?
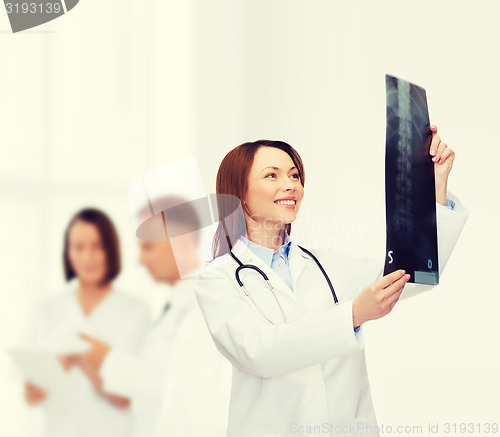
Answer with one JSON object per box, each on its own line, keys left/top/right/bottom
{"left": 244, "top": 146, "right": 304, "bottom": 230}
{"left": 67, "top": 220, "right": 108, "bottom": 286}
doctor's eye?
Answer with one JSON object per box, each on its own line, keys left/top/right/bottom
{"left": 264, "top": 172, "right": 277, "bottom": 179}
{"left": 290, "top": 173, "right": 300, "bottom": 180}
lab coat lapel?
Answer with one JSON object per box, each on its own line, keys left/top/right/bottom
{"left": 288, "top": 242, "right": 312, "bottom": 291}
{"left": 233, "top": 239, "right": 302, "bottom": 308}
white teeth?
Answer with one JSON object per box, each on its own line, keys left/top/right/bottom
{"left": 275, "top": 200, "right": 296, "bottom": 206}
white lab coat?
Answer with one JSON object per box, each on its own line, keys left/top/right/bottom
{"left": 100, "top": 283, "right": 177, "bottom": 437}
{"left": 194, "top": 192, "right": 469, "bottom": 437}
{"left": 22, "top": 281, "right": 150, "bottom": 437}
{"left": 100, "top": 278, "right": 232, "bottom": 437}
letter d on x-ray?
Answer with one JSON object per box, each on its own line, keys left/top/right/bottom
{"left": 4, "top": 0, "right": 79, "bottom": 33}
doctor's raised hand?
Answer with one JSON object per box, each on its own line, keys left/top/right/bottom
{"left": 430, "top": 124, "right": 455, "bottom": 206}
{"left": 352, "top": 123, "right": 457, "bottom": 328}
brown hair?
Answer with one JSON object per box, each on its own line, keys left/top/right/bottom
{"left": 63, "top": 208, "right": 121, "bottom": 284}
{"left": 212, "top": 140, "right": 305, "bottom": 258}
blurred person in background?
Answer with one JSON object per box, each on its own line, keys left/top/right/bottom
{"left": 23, "top": 208, "right": 150, "bottom": 437}
{"left": 68, "top": 196, "right": 232, "bottom": 437}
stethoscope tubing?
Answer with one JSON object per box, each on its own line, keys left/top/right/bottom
{"left": 229, "top": 245, "right": 338, "bottom": 324}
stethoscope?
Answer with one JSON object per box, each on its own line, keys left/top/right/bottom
{"left": 228, "top": 242, "right": 339, "bottom": 325}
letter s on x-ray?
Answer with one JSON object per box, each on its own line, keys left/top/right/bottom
{"left": 388, "top": 250, "right": 394, "bottom": 264}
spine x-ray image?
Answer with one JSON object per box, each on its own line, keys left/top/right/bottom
{"left": 384, "top": 74, "right": 439, "bottom": 285}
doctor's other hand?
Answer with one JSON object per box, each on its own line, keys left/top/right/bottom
{"left": 24, "top": 381, "right": 47, "bottom": 406}
{"left": 352, "top": 270, "right": 410, "bottom": 328}
{"left": 429, "top": 124, "right": 455, "bottom": 206}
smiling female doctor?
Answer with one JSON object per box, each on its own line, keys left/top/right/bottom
{"left": 195, "top": 126, "right": 468, "bottom": 437}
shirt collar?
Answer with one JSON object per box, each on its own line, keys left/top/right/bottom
{"left": 238, "top": 231, "right": 292, "bottom": 267}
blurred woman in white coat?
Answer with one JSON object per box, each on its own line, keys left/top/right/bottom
{"left": 195, "top": 125, "right": 468, "bottom": 437}
{"left": 23, "top": 208, "right": 150, "bottom": 437}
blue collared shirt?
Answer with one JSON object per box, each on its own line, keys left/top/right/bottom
{"left": 239, "top": 232, "right": 294, "bottom": 291}
{"left": 238, "top": 199, "right": 455, "bottom": 335}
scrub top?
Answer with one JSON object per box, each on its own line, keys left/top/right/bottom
{"left": 22, "top": 280, "right": 151, "bottom": 437}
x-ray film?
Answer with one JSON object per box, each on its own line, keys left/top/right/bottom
{"left": 383, "top": 74, "right": 439, "bottom": 285}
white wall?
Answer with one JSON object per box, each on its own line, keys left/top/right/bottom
{"left": 1, "top": 0, "right": 498, "bottom": 435}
